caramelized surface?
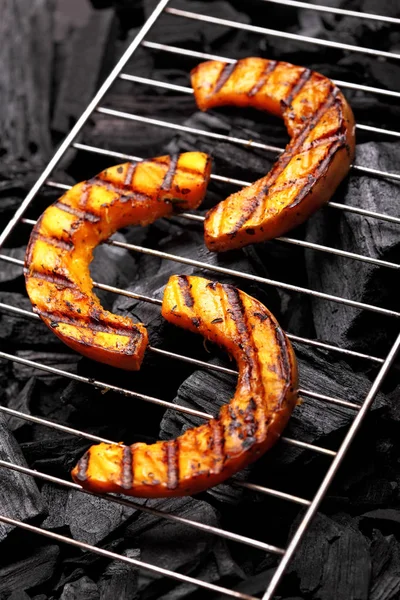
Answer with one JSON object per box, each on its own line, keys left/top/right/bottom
{"left": 25, "top": 153, "right": 212, "bottom": 370}
{"left": 72, "top": 275, "right": 298, "bottom": 497}
{"left": 190, "top": 57, "right": 356, "bottom": 251}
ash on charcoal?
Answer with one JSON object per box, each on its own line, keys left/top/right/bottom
{"left": 0, "top": 415, "right": 44, "bottom": 542}
{"left": 0, "top": 248, "right": 26, "bottom": 284}
{"left": 59, "top": 576, "right": 99, "bottom": 600}
{"left": 52, "top": 7, "right": 117, "bottom": 136}
{"left": 65, "top": 490, "right": 139, "bottom": 546}
{"left": 41, "top": 483, "right": 69, "bottom": 531}
{"left": 305, "top": 142, "right": 400, "bottom": 355}
{"left": 0, "top": 0, "right": 53, "bottom": 164}
{"left": 123, "top": 496, "right": 243, "bottom": 598}
{"left": 4, "top": 377, "right": 36, "bottom": 433}
{"left": 0, "top": 545, "right": 59, "bottom": 595}
{"left": 98, "top": 549, "right": 140, "bottom": 600}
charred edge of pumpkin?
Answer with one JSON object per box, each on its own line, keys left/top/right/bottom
{"left": 121, "top": 446, "right": 133, "bottom": 489}
{"left": 75, "top": 451, "right": 90, "bottom": 482}
{"left": 247, "top": 60, "right": 278, "bottom": 97}
{"left": 211, "top": 419, "right": 225, "bottom": 472}
{"left": 166, "top": 440, "right": 179, "bottom": 490}
{"left": 177, "top": 275, "right": 195, "bottom": 308}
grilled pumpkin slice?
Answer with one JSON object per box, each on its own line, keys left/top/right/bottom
{"left": 190, "top": 57, "right": 356, "bottom": 251}
{"left": 71, "top": 275, "right": 298, "bottom": 497}
{"left": 25, "top": 153, "right": 212, "bottom": 370}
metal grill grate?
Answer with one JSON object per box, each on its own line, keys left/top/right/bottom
{"left": 1, "top": 1, "right": 400, "bottom": 598}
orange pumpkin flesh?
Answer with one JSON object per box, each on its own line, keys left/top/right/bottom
{"left": 71, "top": 275, "right": 298, "bottom": 497}
{"left": 190, "top": 57, "right": 356, "bottom": 251}
{"left": 25, "top": 153, "right": 212, "bottom": 370}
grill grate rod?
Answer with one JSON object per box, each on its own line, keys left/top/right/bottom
{"left": 166, "top": 8, "right": 400, "bottom": 61}
{"left": 0, "top": 458, "right": 289, "bottom": 552}
{"left": 22, "top": 175, "right": 400, "bottom": 271}
{"left": 2, "top": 239, "right": 398, "bottom": 317}
{"left": 260, "top": 0, "right": 400, "bottom": 24}
{"left": 263, "top": 330, "right": 400, "bottom": 598}
{"left": 0, "top": 424, "right": 309, "bottom": 509}
{"left": 70, "top": 143, "right": 400, "bottom": 224}
{"left": 142, "top": 41, "right": 400, "bottom": 101}
{"left": 94, "top": 107, "right": 400, "bottom": 192}
{"left": 118, "top": 74, "right": 400, "bottom": 139}
{"left": 0, "top": 345, "right": 336, "bottom": 456}
{"left": 0, "top": 511, "right": 261, "bottom": 600}
{"left": 0, "top": 257, "right": 382, "bottom": 372}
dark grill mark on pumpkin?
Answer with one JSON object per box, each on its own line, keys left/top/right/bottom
{"left": 38, "top": 309, "right": 142, "bottom": 341}
{"left": 166, "top": 440, "right": 179, "bottom": 490}
{"left": 177, "top": 275, "right": 194, "bottom": 308}
{"left": 274, "top": 325, "right": 290, "bottom": 381}
{"left": 55, "top": 201, "right": 100, "bottom": 223}
{"left": 213, "top": 62, "right": 238, "bottom": 94}
{"left": 247, "top": 60, "right": 277, "bottom": 97}
{"left": 121, "top": 446, "right": 133, "bottom": 489}
{"left": 28, "top": 269, "right": 77, "bottom": 289}
{"left": 79, "top": 182, "right": 91, "bottom": 208}
{"left": 32, "top": 232, "right": 74, "bottom": 252}
{"left": 225, "top": 85, "right": 340, "bottom": 235}
{"left": 287, "top": 139, "right": 344, "bottom": 209}
{"left": 283, "top": 68, "right": 312, "bottom": 107}
{"left": 161, "top": 154, "right": 179, "bottom": 191}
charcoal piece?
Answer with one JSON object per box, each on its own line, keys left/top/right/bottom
{"left": 0, "top": 545, "right": 59, "bottom": 595}
{"left": 369, "top": 530, "right": 400, "bottom": 600}
{"left": 0, "top": 415, "right": 44, "bottom": 542}
{"left": 160, "top": 343, "right": 387, "bottom": 501}
{"left": 41, "top": 484, "right": 69, "bottom": 530}
{"left": 98, "top": 549, "right": 140, "bottom": 600}
{"left": 65, "top": 490, "right": 138, "bottom": 545}
{"left": 4, "top": 377, "right": 36, "bottom": 432}
{"left": 305, "top": 142, "right": 400, "bottom": 355}
{"left": 52, "top": 7, "right": 117, "bottom": 136}
{"left": 145, "top": 0, "right": 250, "bottom": 47}
{"left": 90, "top": 232, "right": 139, "bottom": 310}
{"left": 0, "top": 293, "right": 60, "bottom": 349}
{"left": 20, "top": 436, "right": 91, "bottom": 475}
{"left": 6, "top": 592, "right": 31, "bottom": 600}
{"left": 0, "top": 0, "right": 53, "bottom": 164}
{"left": 59, "top": 576, "right": 99, "bottom": 600}
{"left": 124, "top": 496, "right": 243, "bottom": 597}
{"left": 12, "top": 352, "right": 79, "bottom": 385}
{"left": 361, "top": 509, "right": 400, "bottom": 538}
{"left": 287, "top": 513, "right": 370, "bottom": 600}
{"left": 0, "top": 248, "right": 25, "bottom": 283}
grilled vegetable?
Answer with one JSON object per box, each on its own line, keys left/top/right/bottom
{"left": 25, "top": 153, "right": 212, "bottom": 370}
{"left": 72, "top": 275, "right": 298, "bottom": 497}
{"left": 190, "top": 57, "right": 356, "bottom": 251}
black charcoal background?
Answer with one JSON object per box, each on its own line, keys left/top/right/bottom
{"left": 1, "top": 0, "right": 400, "bottom": 598}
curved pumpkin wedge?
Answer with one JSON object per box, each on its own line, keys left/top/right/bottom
{"left": 71, "top": 275, "right": 298, "bottom": 497}
{"left": 25, "top": 153, "right": 212, "bottom": 370}
{"left": 190, "top": 57, "right": 356, "bottom": 251}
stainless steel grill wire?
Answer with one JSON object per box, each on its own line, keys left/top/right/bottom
{"left": 0, "top": 1, "right": 400, "bottom": 598}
